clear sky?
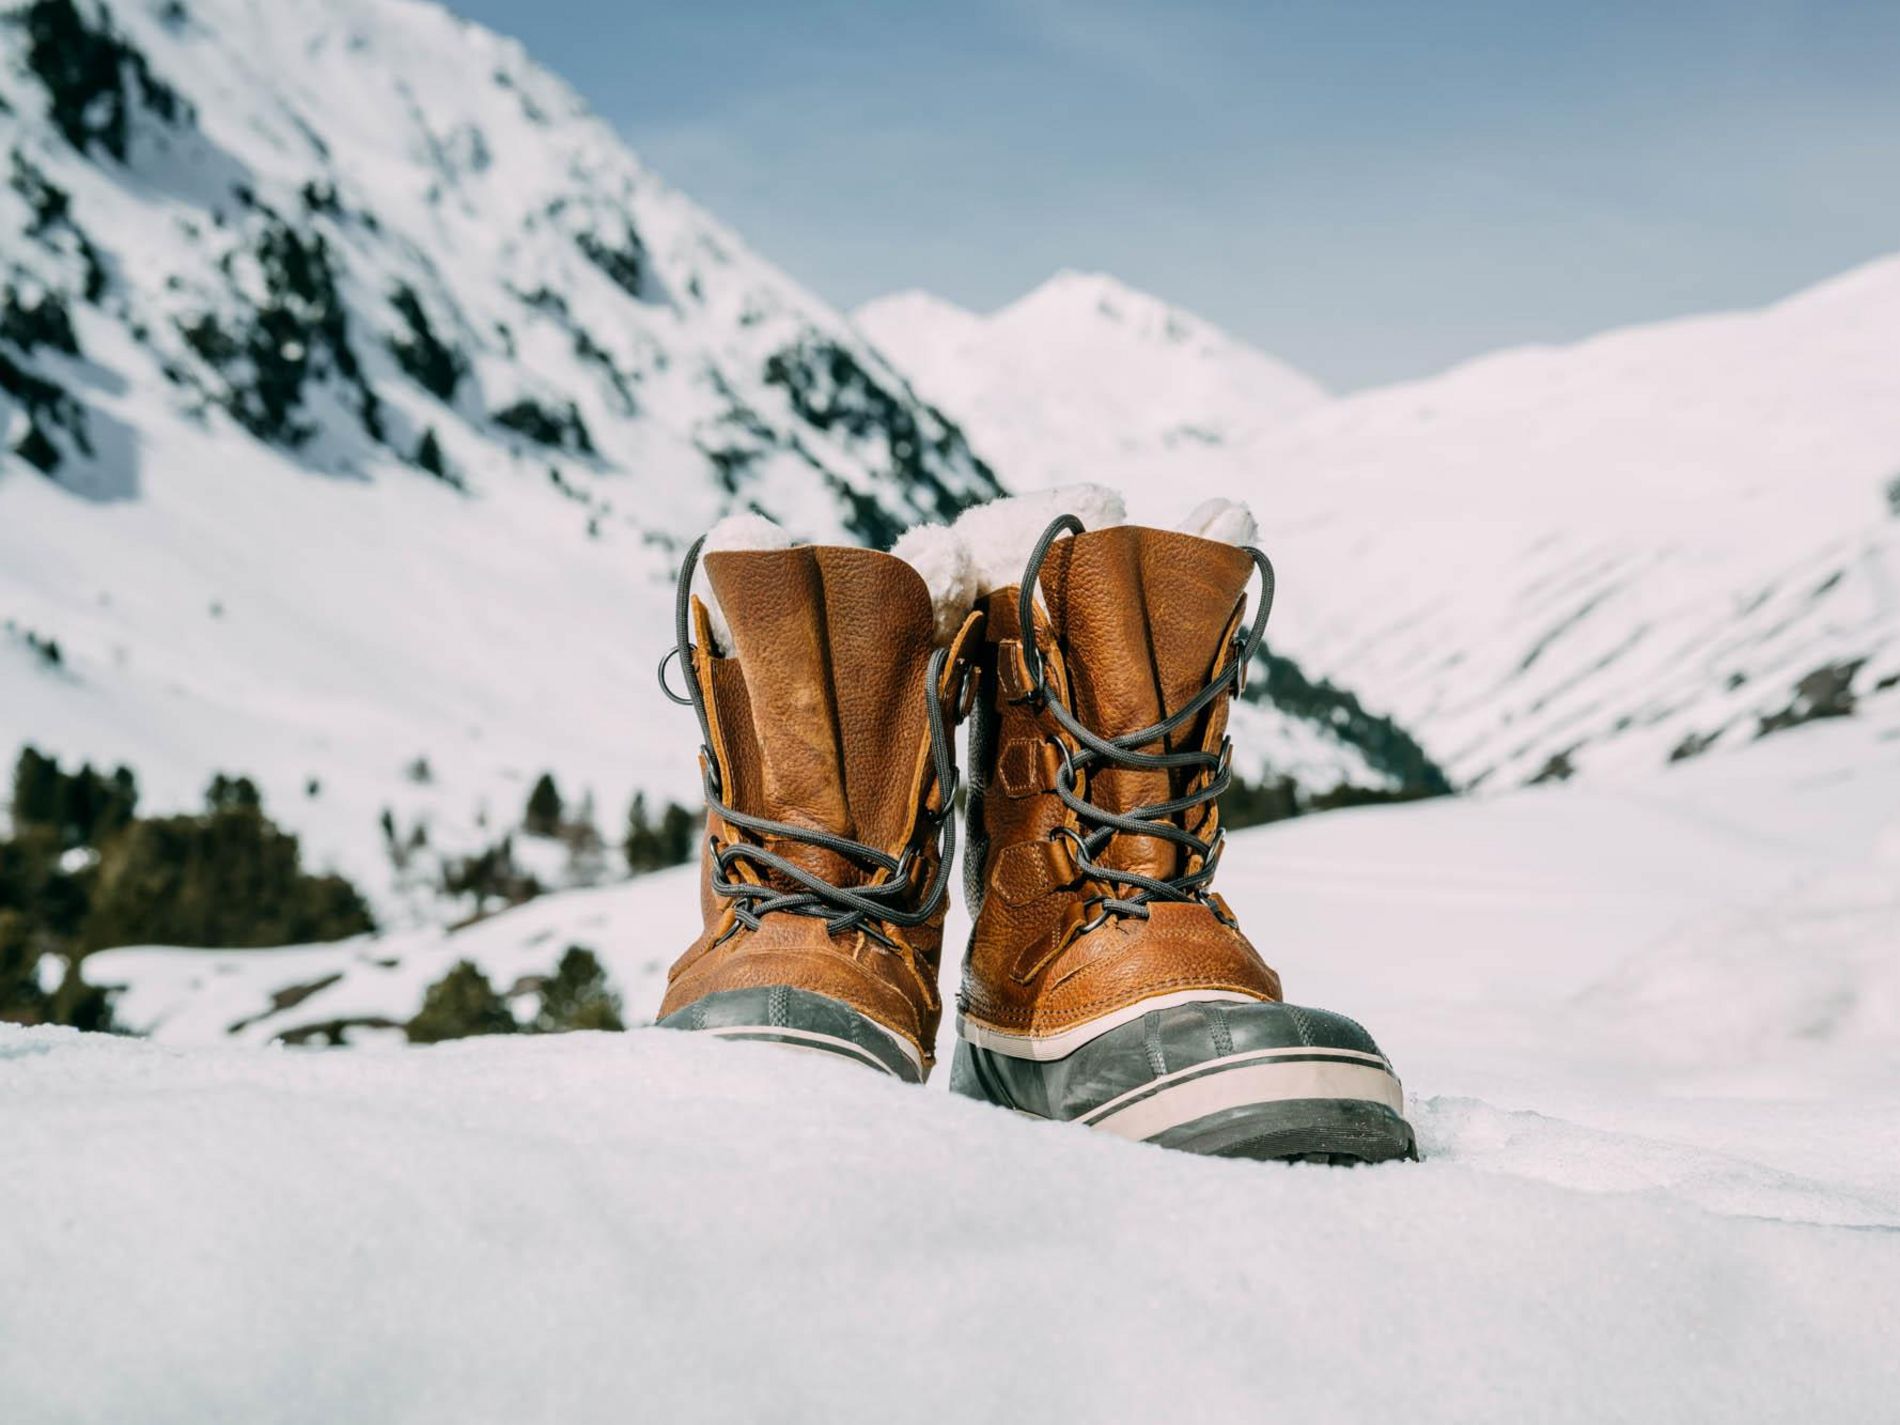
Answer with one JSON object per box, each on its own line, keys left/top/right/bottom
{"left": 447, "top": 0, "right": 1900, "bottom": 390}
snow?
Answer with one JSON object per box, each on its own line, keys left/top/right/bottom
{"left": 858, "top": 260, "right": 1900, "bottom": 789}
{"left": 6, "top": 1029, "right": 1896, "bottom": 1425}
{"left": 15, "top": 715, "right": 1900, "bottom": 1422}
{"left": 7, "top": 10, "right": 1899, "bottom": 1411}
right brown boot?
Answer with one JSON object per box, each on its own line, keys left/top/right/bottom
{"left": 653, "top": 526, "right": 980, "bottom": 1083}
{"left": 951, "top": 508, "right": 1416, "bottom": 1162}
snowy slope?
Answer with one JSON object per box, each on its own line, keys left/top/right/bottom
{"left": 858, "top": 263, "right": 1900, "bottom": 787}
{"left": 0, "top": 0, "right": 1006, "bottom": 918}
{"left": 26, "top": 714, "right": 1900, "bottom": 1422}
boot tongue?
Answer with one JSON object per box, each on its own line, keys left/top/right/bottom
{"left": 703, "top": 546, "right": 937, "bottom": 890}
{"left": 1039, "top": 526, "right": 1253, "bottom": 883}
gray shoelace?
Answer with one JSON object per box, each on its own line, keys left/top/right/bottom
{"left": 1016, "top": 514, "right": 1275, "bottom": 927}
{"left": 658, "top": 535, "right": 961, "bottom": 949}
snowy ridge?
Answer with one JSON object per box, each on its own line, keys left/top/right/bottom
{"left": 860, "top": 260, "right": 1900, "bottom": 786}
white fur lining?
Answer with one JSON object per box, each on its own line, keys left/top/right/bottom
{"left": 695, "top": 488, "right": 1258, "bottom": 653}
{"left": 947, "top": 483, "right": 1128, "bottom": 597}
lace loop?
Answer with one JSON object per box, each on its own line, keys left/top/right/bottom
{"left": 1015, "top": 514, "right": 1274, "bottom": 923}
{"left": 659, "top": 535, "right": 962, "bottom": 944}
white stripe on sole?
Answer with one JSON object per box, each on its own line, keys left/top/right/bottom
{"left": 1077, "top": 1044, "right": 1395, "bottom": 1126}
{"left": 1088, "top": 1059, "right": 1406, "bottom": 1141}
{"left": 703, "top": 1025, "right": 900, "bottom": 1077}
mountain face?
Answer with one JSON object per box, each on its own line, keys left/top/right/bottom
{"left": 0, "top": 0, "right": 1417, "bottom": 934}
{"left": 858, "top": 263, "right": 1900, "bottom": 788}
{"left": 1, "top": 0, "right": 999, "bottom": 530}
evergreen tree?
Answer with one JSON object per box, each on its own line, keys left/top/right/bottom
{"left": 4, "top": 750, "right": 368, "bottom": 1027}
{"left": 205, "top": 772, "right": 262, "bottom": 812}
{"left": 405, "top": 960, "right": 516, "bottom": 1043}
{"left": 1, "top": 824, "right": 91, "bottom": 941}
{"left": 657, "top": 801, "right": 698, "bottom": 866}
{"left": 0, "top": 909, "right": 48, "bottom": 1025}
{"left": 625, "top": 793, "right": 699, "bottom": 873}
{"left": 10, "top": 747, "right": 138, "bottom": 849}
{"left": 440, "top": 836, "right": 541, "bottom": 914}
{"left": 10, "top": 746, "right": 61, "bottom": 828}
{"left": 532, "top": 946, "right": 624, "bottom": 1033}
{"left": 623, "top": 791, "right": 657, "bottom": 871}
{"left": 81, "top": 802, "right": 373, "bottom": 951}
{"left": 524, "top": 772, "right": 563, "bottom": 836}
{"left": 413, "top": 427, "right": 450, "bottom": 481}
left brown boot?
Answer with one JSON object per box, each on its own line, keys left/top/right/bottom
{"left": 654, "top": 528, "right": 979, "bottom": 1082}
{"left": 951, "top": 511, "right": 1416, "bottom": 1162}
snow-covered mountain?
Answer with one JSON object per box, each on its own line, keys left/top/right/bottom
{"left": 859, "top": 272, "right": 1326, "bottom": 481}
{"left": 858, "top": 263, "right": 1900, "bottom": 787}
{"left": 0, "top": 0, "right": 995, "bottom": 914}
{"left": 0, "top": 0, "right": 1420, "bottom": 928}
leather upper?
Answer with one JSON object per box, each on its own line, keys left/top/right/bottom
{"left": 961, "top": 525, "right": 1283, "bottom": 1038}
{"left": 659, "top": 545, "right": 978, "bottom": 1067}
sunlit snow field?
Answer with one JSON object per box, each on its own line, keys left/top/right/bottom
{"left": 7, "top": 716, "right": 1897, "bottom": 1423}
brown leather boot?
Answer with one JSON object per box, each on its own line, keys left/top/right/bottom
{"left": 655, "top": 533, "right": 979, "bottom": 1083}
{"left": 951, "top": 513, "right": 1416, "bottom": 1162}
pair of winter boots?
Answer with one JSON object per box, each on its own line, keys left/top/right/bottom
{"left": 654, "top": 490, "right": 1415, "bottom": 1164}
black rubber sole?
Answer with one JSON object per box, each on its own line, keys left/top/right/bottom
{"left": 1151, "top": 1097, "right": 1419, "bottom": 1164}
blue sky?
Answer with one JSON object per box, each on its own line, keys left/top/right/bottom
{"left": 450, "top": 0, "right": 1900, "bottom": 389}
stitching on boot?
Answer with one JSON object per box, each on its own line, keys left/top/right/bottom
{"left": 1206, "top": 1001, "right": 1234, "bottom": 1058}
{"left": 1289, "top": 1005, "right": 1314, "bottom": 1047}
{"left": 974, "top": 973, "right": 1274, "bottom": 1028}
{"left": 1143, "top": 1012, "right": 1168, "bottom": 1077}
{"left": 996, "top": 740, "right": 1050, "bottom": 798}
{"left": 995, "top": 639, "right": 1036, "bottom": 702}
{"left": 769, "top": 984, "right": 789, "bottom": 1027}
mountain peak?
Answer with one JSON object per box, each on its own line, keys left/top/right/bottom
{"left": 856, "top": 271, "right": 1326, "bottom": 501}
{"left": 1005, "top": 268, "right": 1191, "bottom": 332}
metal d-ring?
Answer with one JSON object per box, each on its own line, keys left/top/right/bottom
{"left": 657, "top": 645, "right": 694, "bottom": 706}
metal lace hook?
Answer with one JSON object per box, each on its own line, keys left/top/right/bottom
{"left": 657, "top": 645, "right": 693, "bottom": 706}
{"left": 1016, "top": 513, "right": 1086, "bottom": 696}
{"left": 1229, "top": 544, "right": 1277, "bottom": 695}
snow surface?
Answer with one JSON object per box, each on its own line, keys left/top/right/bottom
{"left": 17, "top": 715, "right": 1900, "bottom": 1422}
{"left": 858, "top": 261, "right": 1900, "bottom": 788}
